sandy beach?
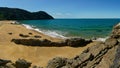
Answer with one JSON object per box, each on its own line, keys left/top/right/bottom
{"left": 0, "top": 21, "right": 99, "bottom": 67}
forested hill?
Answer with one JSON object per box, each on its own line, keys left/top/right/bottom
{"left": 0, "top": 7, "right": 54, "bottom": 20}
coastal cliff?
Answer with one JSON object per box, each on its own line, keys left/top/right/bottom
{"left": 0, "top": 7, "right": 53, "bottom": 20}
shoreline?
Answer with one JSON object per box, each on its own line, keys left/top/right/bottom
{"left": 18, "top": 19, "right": 113, "bottom": 40}
{"left": 1, "top": 20, "right": 118, "bottom": 67}
{"left": 19, "top": 21, "right": 109, "bottom": 42}
{"left": 0, "top": 20, "right": 100, "bottom": 67}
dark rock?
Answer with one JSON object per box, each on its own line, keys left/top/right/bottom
{"left": 11, "top": 39, "right": 53, "bottom": 46}
{"left": 19, "top": 34, "right": 29, "bottom": 38}
{"left": 11, "top": 39, "right": 41, "bottom": 46}
{"left": 65, "top": 38, "right": 92, "bottom": 47}
{"left": 11, "top": 38, "right": 92, "bottom": 47}
{"left": 47, "top": 57, "right": 67, "bottom": 68}
{"left": 15, "top": 59, "right": 31, "bottom": 68}
{"left": 34, "top": 35, "right": 41, "bottom": 38}
{"left": 0, "top": 59, "right": 11, "bottom": 66}
{"left": 28, "top": 32, "right": 33, "bottom": 35}
{"left": 8, "top": 32, "right": 12, "bottom": 35}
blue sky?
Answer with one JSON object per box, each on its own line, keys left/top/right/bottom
{"left": 0, "top": 0, "right": 120, "bottom": 18}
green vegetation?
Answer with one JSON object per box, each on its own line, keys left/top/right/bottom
{"left": 0, "top": 7, "right": 54, "bottom": 20}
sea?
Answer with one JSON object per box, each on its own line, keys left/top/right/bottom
{"left": 18, "top": 19, "right": 120, "bottom": 39}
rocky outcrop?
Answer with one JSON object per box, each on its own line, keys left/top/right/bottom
{"left": 15, "top": 59, "right": 31, "bottom": 68}
{"left": 111, "top": 23, "right": 120, "bottom": 38}
{"left": 65, "top": 38, "right": 92, "bottom": 47}
{"left": 46, "top": 23, "right": 120, "bottom": 68}
{"left": 11, "top": 38, "right": 92, "bottom": 47}
{"left": 0, "top": 59, "right": 42, "bottom": 68}
{"left": 0, "top": 59, "right": 11, "bottom": 66}
{"left": 47, "top": 57, "right": 67, "bottom": 68}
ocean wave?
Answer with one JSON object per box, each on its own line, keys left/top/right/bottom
{"left": 22, "top": 24, "right": 67, "bottom": 39}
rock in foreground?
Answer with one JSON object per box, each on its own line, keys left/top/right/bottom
{"left": 46, "top": 23, "right": 120, "bottom": 68}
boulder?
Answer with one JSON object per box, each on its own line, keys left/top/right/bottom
{"left": 28, "top": 32, "right": 33, "bottom": 35}
{"left": 15, "top": 59, "right": 31, "bottom": 68}
{"left": 0, "top": 59, "right": 11, "bottom": 66}
{"left": 19, "top": 34, "right": 29, "bottom": 38}
{"left": 8, "top": 32, "right": 13, "bottom": 35}
{"left": 6, "top": 63, "right": 16, "bottom": 68}
{"left": 65, "top": 38, "right": 92, "bottom": 47}
{"left": 111, "top": 23, "right": 120, "bottom": 38}
{"left": 11, "top": 39, "right": 42, "bottom": 46}
{"left": 34, "top": 35, "right": 41, "bottom": 38}
{"left": 47, "top": 57, "right": 67, "bottom": 68}
{"left": 11, "top": 38, "right": 92, "bottom": 47}
{"left": 105, "top": 38, "right": 118, "bottom": 48}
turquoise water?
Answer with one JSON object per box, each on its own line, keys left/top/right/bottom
{"left": 19, "top": 19, "right": 120, "bottom": 38}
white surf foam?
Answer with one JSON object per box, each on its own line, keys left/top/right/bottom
{"left": 22, "top": 24, "right": 67, "bottom": 39}
{"left": 117, "top": 23, "right": 120, "bottom": 25}
{"left": 95, "top": 37, "right": 109, "bottom": 42}
{"left": 22, "top": 24, "right": 33, "bottom": 29}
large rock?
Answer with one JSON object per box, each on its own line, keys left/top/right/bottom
{"left": 105, "top": 38, "right": 118, "bottom": 48}
{"left": 11, "top": 39, "right": 51, "bottom": 46}
{"left": 47, "top": 57, "right": 67, "bottom": 68}
{"left": 65, "top": 38, "right": 92, "bottom": 47}
{"left": 11, "top": 38, "right": 92, "bottom": 47}
{"left": 0, "top": 59, "right": 11, "bottom": 66}
{"left": 0, "top": 59, "right": 41, "bottom": 68}
{"left": 15, "top": 59, "right": 31, "bottom": 68}
{"left": 111, "top": 23, "right": 120, "bottom": 38}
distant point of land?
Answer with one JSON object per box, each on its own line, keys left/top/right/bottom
{"left": 0, "top": 7, "right": 54, "bottom": 20}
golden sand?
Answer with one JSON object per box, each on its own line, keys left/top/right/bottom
{"left": 0, "top": 21, "right": 98, "bottom": 67}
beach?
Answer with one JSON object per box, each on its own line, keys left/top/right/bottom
{"left": 0, "top": 21, "right": 98, "bottom": 67}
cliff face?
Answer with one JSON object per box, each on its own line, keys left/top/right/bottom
{"left": 47, "top": 23, "right": 120, "bottom": 68}
{"left": 0, "top": 7, "right": 53, "bottom": 20}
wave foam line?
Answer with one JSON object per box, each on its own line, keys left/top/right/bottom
{"left": 95, "top": 37, "right": 109, "bottom": 42}
{"left": 22, "top": 24, "right": 67, "bottom": 39}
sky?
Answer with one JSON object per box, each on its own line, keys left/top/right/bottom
{"left": 0, "top": 0, "right": 120, "bottom": 18}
